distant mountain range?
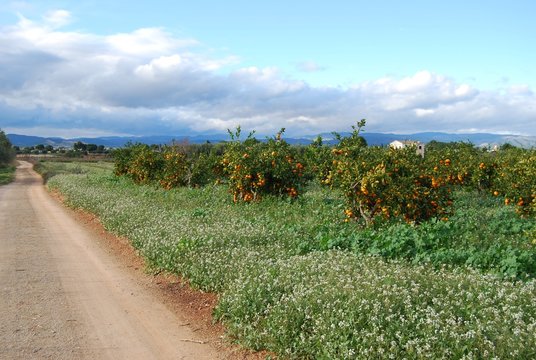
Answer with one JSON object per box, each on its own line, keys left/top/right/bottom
{"left": 7, "top": 132, "right": 536, "bottom": 149}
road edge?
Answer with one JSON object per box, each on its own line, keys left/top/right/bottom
{"left": 44, "top": 186, "right": 268, "bottom": 360}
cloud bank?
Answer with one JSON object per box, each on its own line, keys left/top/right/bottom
{"left": 1, "top": 10, "right": 535, "bottom": 137}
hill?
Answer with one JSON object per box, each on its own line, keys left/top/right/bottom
{"left": 7, "top": 132, "right": 536, "bottom": 148}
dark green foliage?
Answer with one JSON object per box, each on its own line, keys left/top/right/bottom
{"left": 0, "top": 129, "right": 15, "bottom": 167}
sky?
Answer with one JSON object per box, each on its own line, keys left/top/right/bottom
{"left": 0, "top": 0, "right": 535, "bottom": 138}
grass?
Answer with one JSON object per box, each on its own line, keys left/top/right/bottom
{"left": 44, "top": 161, "right": 536, "bottom": 359}
{"left": 0, "top": 165, "right": 15, "bottom": 185}
{"left": 34, "top": 160, "right": 114, "bottom": 182}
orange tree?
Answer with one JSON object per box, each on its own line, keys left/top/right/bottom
{"left": 186, "top": 142, "right": 226, "bottom": 187}
{"left": 330, "top": 121, "right": 453, "bottom": 226}
{"left": 188, "top": 152, "right": 224, "bottom": 186}
{"left": 424, "top": 143, "right": 536, "bottom": 217}
{"left": 302, "top": 136, "right": 335, "bottom": 185}
{"left": 159, "top": 146, "right": 190, "bottom": 189}
{"left": 160, "top": 143, "right": 223, "bottom": 188}
{"left": 494, "top": 148, "right": 536, "bottom": 217}
{"left": 114, "top": 142, "right": 223, "bottom": 189}
{"left": 113, "top": 143, "right": 164, "bottom": 184}
{"left": 222, "top": 127, "right": 307, "bottom": 203}
{"left": 113, "top": 144, "right": 135, "bottom": 177}
{"left": 423, "top": 142, "right": 494, "bottom": 190}
{"left": 127, "top": 144, "right": 164, "bottom": 185}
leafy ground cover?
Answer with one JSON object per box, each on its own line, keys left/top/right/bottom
{"left": 45, "top": 163, "right": 536, "bottom": 359}
{"left": 0, "top": 165, "right": 15, "bottom": 185}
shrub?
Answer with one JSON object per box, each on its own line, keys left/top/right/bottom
{"left": 330, "top": 121, "right": 452, "bottom": 225}
{"left": 113, "top": 143, "right": 164, "bottom": 184}
{"left": 0, "top": 129, "right": 15, "bottom": 167}
{"left": 114, "top": 142, "right": 223, "bottom": 188}
{"left": 424, "top": 143, "right": 497, "bottom": 191}
{"left": 495, "top": 148, "right": 536, "bottom": 217}
{"left": 222, "top": 127, "right": 307, "bottom": 202}
{"left": 302, "top": 136, "right": 335, "bottom": 185}
{"left": 112, "top": 145, "right": 135, "bottom": 176}
{"left": 159, "top": 147, "right": 189, "bottom": 189}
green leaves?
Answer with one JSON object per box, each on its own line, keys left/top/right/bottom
{"left": 222, "top": 128, "right": 307, "bottom": 203}
{"left": 0, "top": 128, "right": 15, "bottom": 167}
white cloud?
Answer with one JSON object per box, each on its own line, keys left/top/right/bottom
{"left": 455, "top": 84, "right": 472, "bottom": 97}
{"left": 42, "top": 9, "right": 71, "bottom": 28}
{"left": 135, "top": 55, "right": 185, "bottom": 78}
{"left": 288, "top": 116, "right": 317, "bottom": 125}
{"left": 107, "top": 28, "right": 197, "bottom": 56}
{"left": 414, "top": 109, "right": 435, "bottom": 117}
{"left": 0, "top": 10, "right": 535, "bottom": 137}
{"left": 395, "top": 70, "right": 435, "bottom": 93}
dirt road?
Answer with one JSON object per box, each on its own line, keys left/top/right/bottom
{"left": 0, "top": 162, "right": 222, "bottom": 359}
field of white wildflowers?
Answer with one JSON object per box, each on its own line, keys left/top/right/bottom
{"left": 46, "top": 164, "right": 536, "bottom": 359}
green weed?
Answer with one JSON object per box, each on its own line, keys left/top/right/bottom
{"left": 0, "top": 165, "right": 15, "bottom": 185}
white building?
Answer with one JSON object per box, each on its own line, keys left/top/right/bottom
{"left": 389, "top": 140, "right": 425, "bottom": 158}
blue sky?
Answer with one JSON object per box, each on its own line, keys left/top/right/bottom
{"left": 0, "top": 0, "right": 535, "bottom": 137}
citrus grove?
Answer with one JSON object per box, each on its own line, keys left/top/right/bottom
{"left": 113, "top": 121, "right": 536, "bottom": 223}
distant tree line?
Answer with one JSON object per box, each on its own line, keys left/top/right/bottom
{"left": 72, "top": 141, "right": 107, "bottom": 153}
{"left": 17, "top": 141, "right": 109, "bottom": 156}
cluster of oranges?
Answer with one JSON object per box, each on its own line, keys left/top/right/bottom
{"left": 222, "top": 129, "right": 308, "bottom": 204}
